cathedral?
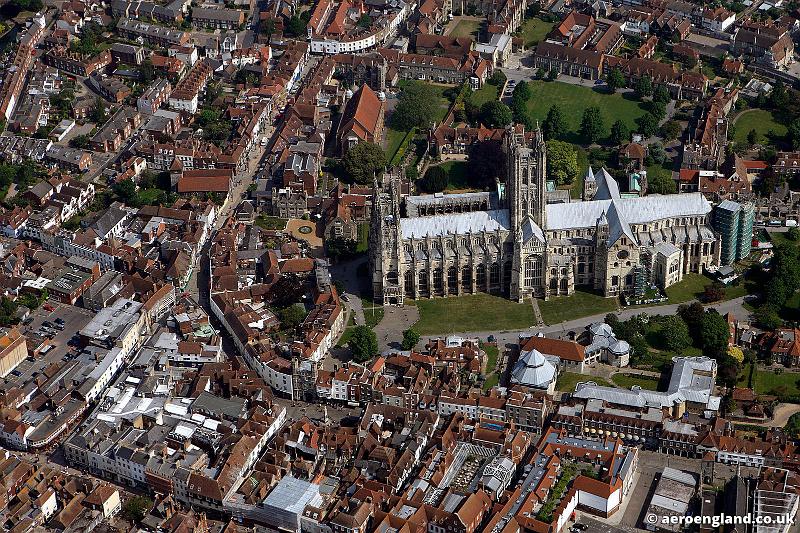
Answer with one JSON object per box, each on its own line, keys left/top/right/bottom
{"left": 370, "top": 125, "right": 721, "bottom": 306}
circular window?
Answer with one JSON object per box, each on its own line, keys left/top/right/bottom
{"left": 298, "top": 225, "right": 313, "bottom": 234}
{"left": 617, "top": 250, "right": 629, "bottom": 259}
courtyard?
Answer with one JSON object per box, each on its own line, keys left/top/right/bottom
{"left": 410, "top": 293, "right": 535, "bottom": 335}
{"left": 733, "top": 108, "right": 787, "bottom": 145}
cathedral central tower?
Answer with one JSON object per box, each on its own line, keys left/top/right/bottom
{"left": 505, "top": 125, "right": 547, "bottom": 231}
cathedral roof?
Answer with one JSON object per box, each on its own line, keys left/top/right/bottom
{"left": 399, "top": 209, "right": 510, "bottom": 239}
{"left": 521, "top": 218, "right": 545, "bottom": 244}
{"left": 593, "top": 167, "right": 620, "bottom": 200}
{"left": 546, "top": 192, "right": 712, "bottom": 233}
{"left": 605, "top": 200, "right": 636, "bottom": 246}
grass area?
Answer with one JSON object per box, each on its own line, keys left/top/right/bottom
{"left": 356, "top": 222, "right": 369, "bottom": 254}
{"left": 525, "top": 81, "right": 648, "bottom": 143}
{"left": 751, "top": 368, "right": 800, "bottom": 397}
{"left": 556, "top": 371, "right": 611, "bottom": 392}
{"left": 363, "top": 304, "right": 384, "bottom": 328}
{"left": 439, "top": 160, "right": 473, "bottom": 191}
{"left": 611, "top": 373, "right": 661, "bottom": 391}
{"left": 518, "top": 17, "right": 555, "bottom": 47}
{"left": 483, "top": 373, "right": 499, "bottom": 390}
{"left": 412, "top": 293, "right": 535, "bottom": 334}
{"left": 385, "top": 128, "right": 407, "bottom": 161}
{"left": 448, "top": 18, "right": 481, "bottom": 38}
{"left": 484, "top": 344, "right": 499, "bottom": 374}
{"left": 538, "top": 289, "right": 618, "bottom": 325}
{"left": 255, "top": 215, "right": 288, "bottom": 231}
{"left": 336, "top": 327, "right": 355, "bottom": 347}
{"left": 664, "top": 273, "right": 711, "bottom": 303}
{"left": 469, "top": 83, "right": 499, "bottom": 107}
{"left": 733, "top": 109, "right": 787, "bottom": 145}
{"left": 647, "top": 161, "right": 674, "bottom": 184}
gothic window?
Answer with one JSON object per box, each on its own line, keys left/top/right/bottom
{"left": 551, "top": 268, "right": 557, "bottom": 276}
{"left": 560, "top": 279, "right": 568, "bottom": 291}
{"left": 625, "top": 274, "right": 633, "bottom": 286}
{"left": 404, "top": 244, "right": 412, "bottom": 253}
{"left": 461, "top": 238, "right": 468, "bottom": 248}
{"left": 404, "top": 271, "right": 414, "bottom": 295}
{"left": 561, "top": 268, "right": 567, "bottom": 276}
{"left": 462, "top": 266, "right": 472, "bottom": 289}
{"left": 578, "top": 263, "right": 585, "bottom": 274}
{"left": 476, "top": 264, "right": 487, "bottom": 287}
{"left": 433, "top": 268, "right": 444, "bottom": 291}
{"left": 387, "top": 271, "right": 399, "bottom": 285}
{"left": 504, "top": 261, "right": 512, "bottom": 285}
{"left": 524, "top": 256, "right": 542, "bottom": 287}
{"left": 417, "top": 243, "right": 424, "bottom": 251}
{"left": 418, "top": 271, "right": 428, "bottom": 291}
{"left": 490, "top": 263, "right": 500, "bottom": 285}
{"left": 448, "top": 266, "right": 458, "bottom": 294}
{"left": 611, "top": 275, "right": 619, "bottom": 286}
{"left": 550, "top": 278, "right": 557, "bottom": 290}
{"left": 522, "top": 167, "right": 529, "bottom": 184}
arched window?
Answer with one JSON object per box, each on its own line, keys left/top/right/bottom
{"left": 550, "top": 278, "right": 558, "bottom": 290}
{"left": 404, "top": 271, "right": 414, "bottom": 296}
{"left": 476, "top": 264, "right": 487, "bottom": 288}
{"left": 387, "top": 271, "right": 398, "bottom": 285}
{"left": 418, "top": 270, "right": 428, "bottom": 292}
{"left": 448, "top": 266, "right": 458, "bottom": 294}
{"left": 524, "top": 256, "right": 542, "bottom": 287}
{"left": 433, "top": 268, "right": 444, "bottom": 291}
{"left": 560, "top": 279, "right": 568, "bottom": 291}
{"left": 462, "top": 266, "right": 472, "bottom": 290}
{"left": 490, "top": 263, "right": 500, "bottom": 285}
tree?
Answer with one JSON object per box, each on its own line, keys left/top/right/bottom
{"left": 547, "top": 68, "right": 558, "bottom": 81}
{"left": 421, "top": 165, "right": 448, "bottom": 192}
{"left": 467, "top": 140, "right": 505, "bottom": 188}
{"left": 113, "top": 178, "right": 139, "bottom": 207}
{"left": 647, "top": 171, "right": 676, "bottom": 195}
{"left": 122, "top": 496, "right": 153, "bottom": 523}
{"left": 138, "top": 59, "right": 154, "bottom": 84}
{"left": 653, "top": 85, "right": 671, "bottom": 104}
{"left": 648, "top": 141, "right": 666, "bottom": 165}
{"left": 343, "top": 142, "right": 386, "bottom": 184}
{"left": 543, "top": 104, "right": 567, "bottom": 141}
{"left": 357, "top": 14, "right": 371, "bottom": 28}
{"left": 349, "top": 325, "right": 378, "bottom": 362}
{"left": 636, "top": 113, "right": 659, "bottom": 138}
{"left": 606, "top": 68, "right": 626, "bottom": 93}
{"left": 580, "top": 106, "right": 605, "bottom": 144}
{"left": 700, "top": 309, "right": 730, "bottom": 357}
{"left": 326, "top": 237, "right": 357, "bottom": 259}
{"left": 727, "top": 345, "right": 744, "bottom": 364}
{"left": 678, "top": 301, "right": 705, "bottom": 343}
{"left": 724, "top": 396, "right": 737, "bottom": 414}
{"left": 261, "top": 17, "right": 276, "bottom": 41}
{"left": 489, "top": 70, "right": 507, "bottom": 86}
{"left": 545, "top": 140, "right": 578, "bottom": 185}
{"left": 747, "top": 128, "right": 759, "bottom": 146}
{"left": 512, "top": 81, "right": 532, "bottom": 102}
{"left": 391, "top": 81, "right": 440, "bottom": 130}
{"left": 702, "top": 282, "right": 726, "bottom": 303}
{"left": 646, "top": 100, "right": 666, "bottom": 122}
{"left": 480, "top": 101, "right": 512, "bottom": 128}
{"left": 609, "top": 119, "right": 629, "bottom": 146}
{"left": 788, "top": 226, "right": 800, "bottom": 241}
{"left": 785, "top": 412, "right": 800, "bottom": 438}
{"left": 634, "top": 75, "right": 653, "bottom": 98}
{"left": 402, "top": 328, "right": 421, "bottom": 350}
{"left": 660, "top": 315, "right": 691, "bottom": 352}
{"left": 91, "top": 97, "right": 107, "bottom": 124}
{"left": 788, "top": 119, "right": 800, "bottom": 149}
{"left": 278, "top": 304, "right": 306, "bottom": 330}
{"left": 284, "top": 15, "right": 305, "bottom": 37}
{"left": 660, "top": 120, "right": 682, "bottom": 142}
{"left": 535, "top": 67, "right": 547, "bottom": 79}
{"left": 69, "top": 134, "right": 90, "bottom": 149}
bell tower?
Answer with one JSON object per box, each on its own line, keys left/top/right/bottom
{"left": 506, "top": 125, "right": 546, "bottom": 231}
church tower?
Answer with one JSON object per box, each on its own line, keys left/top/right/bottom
{"left": 369, "top": 172, "right": 404, "bottom": 305}
{"left": 505, "top": 125, "right": 546, "bottom": 231}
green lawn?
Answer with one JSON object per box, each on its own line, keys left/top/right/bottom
{"left": 664, "top": 273, "right": 711, "bottom": 303}
{"left": 388, "top": 82, "right": 451, "bottom": 157}
{"left": 525, "top": 81, "right": 648, "bottom": 143}
{"left": 469, "top": 83, "right": 499, "bottom": 107}
{"left": 556, "top": 371, "right": 611, "bottom": 392}
{"left": 483, "top": 373, "right": 499, "bottom": 390}
{"left": 255, "top": 215, "right": 288, "bottom": 231}
{"left": 612, "top": 373, "right": 661, "bottom": 391}
{"left": 356, "top": 222, "right": 369, "bottom": 254}
{"left": 751, "top": 368, "right": 800, "bottom": 397}
{"left": 385, "top": 128, "right": 407, "bottom": 161}
{"left": 336, "top": 327, "right": 355, "bottom": 347}
{"left": 647, "top": 161, "right": 674, "bottom": 184}
{"left": 440, "top": 160, "right": 473, "bottom": 191}
{"left": 412, "top": 293, "right": 535, "bottom": 334}
{"left": 733, "top": 109, "right": 787, "bottom": 145}
{"left": 538, "top": 289, "right": 618, "bottom": 325}
{"left": 518, "top": 17, "right": 555, "bottom": 47}
{"left": 483, "top": 344, "right": 499, "bottom": 374}
{"left": 448, "top": 18, "right": 481, "bottom": 38}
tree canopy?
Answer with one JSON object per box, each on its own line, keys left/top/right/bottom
{"left": 543, "top": 104, "right": 567, "bottom": 141}
{"left": 391, "top": 82, "right": 441, "bottom": 131}
{"left": 343, "top": 142, "right": 386, "bottom": 184}
{"left": 580, "top": 106, "right": 605, "bottom": 144}
{"left": 545, "top": 140, "right": 578, "bottom": 185}
{"left": 349, "top": 325, "right": 378, "bottom": 362}
{"left": 480, "top": 101, "right": 513, "bottom": 128}
{"left": 606, "top": 68, "right": 626, "bottom": 93}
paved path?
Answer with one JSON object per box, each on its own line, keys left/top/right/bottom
{"left": 762, "top": 403, "right": 800, "bottom": 427}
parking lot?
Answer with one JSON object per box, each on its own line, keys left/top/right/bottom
{"left": 5, "top": 302, "right": 94, "bottom": 386}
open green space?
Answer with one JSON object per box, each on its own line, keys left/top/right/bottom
{"left": 385, "top": 128, "right": 407, "bottom": 162}
{"left": 518, "top": 17, "right": 555, "bottom": 47}
{"left": 387, "top": 81, "right": 452, "bottom": 158}
{"left": 733, "top": 109, "right": 787, "bottom": 145}
{"left": 356, "top": 222, "right": 369, "bottom": 254}
{"left": 412, "top": 293, "right": 535, "bottom": 334}
{"left": 483, "top": 373, "right": 499, "bottom": 390}
{"left": 538, "top": 289, "right": 618, "bottom": 325}
{"left": 255, "top": 215, "right": 288, "bottom": 231}
{"left": 733, "top": 109, "right": 787, "bottom": 144}
{"left": 663, "top": 272, "right": 754, "bottom": 304}
{"left": 751, "top": 368, "right": 800, "bottom": 397}
{"left": 468, "top": 83, "right": 499, "bottom": 107}
{"left": 525, "top": 81, "right": 648, "bottom": 143}
{"left": 483, "top": 344, "right": 499, "bottom": 374}
{"left": 448, "top": 18, "right": 481, "bottom": 38}
{"left": 439, "top": 160, "right": 472, "bottom": 191}
{"left": 556, "top": 371, "right": 611, "bottom": 392}
{"left": 611, "top": 373, "right": 662, "bottom": 391}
